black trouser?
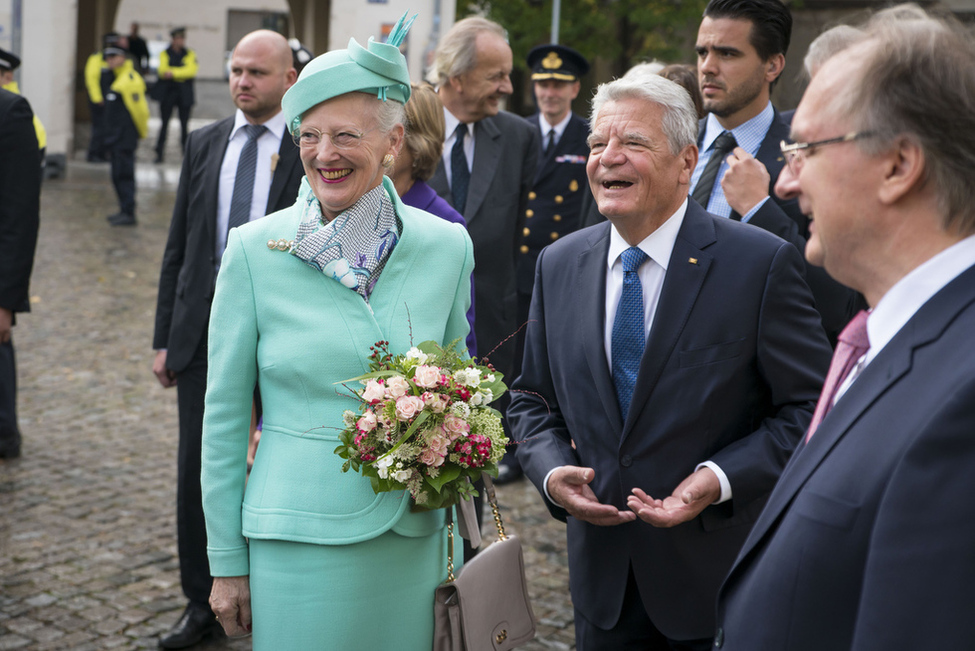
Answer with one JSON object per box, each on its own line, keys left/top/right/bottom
{"left": 110, "top": 148, "right": 136, "bottom": 215}
{"left": 156, "top": 97, "right": 192, "bottom": 156}
{"left": 574, "top": 566, "right": 714, "bottom": 651}
{"left": 87, "top": 101, "right": 107, "bottom": 160}
{"left": 175, "top": 334, "right": 213, "bottom": 607}
{"left": 0, "top": 338, "right": 21, "bottom": 454}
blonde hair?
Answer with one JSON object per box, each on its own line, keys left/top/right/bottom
{"left": 403, "top": 83, "right": 446, "bottom": 181}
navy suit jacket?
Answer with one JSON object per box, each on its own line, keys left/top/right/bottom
{"left": 509, "top": 200, "right": 832, "bottom": 639}
{"left": 153, "top": 115, "right": 303, "bottom": 372}
{"left": 715, "top": 262, "right": 975, "bottom": 650}
{"left": 517, "top": 112, "right": 591, "bottom": 296}
{"left": 430, "top": 110, "right": 539, "bottom": 375}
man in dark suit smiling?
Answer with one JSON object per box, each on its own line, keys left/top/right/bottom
{"left": 509, "top": 72, "right": 831, "bottom": 649}
{"left": 152, "top": 30, "right": 302, "bottom": 649}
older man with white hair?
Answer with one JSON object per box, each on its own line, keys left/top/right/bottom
{"left": 509, "top": 72, "right": 831, "bottom": 650}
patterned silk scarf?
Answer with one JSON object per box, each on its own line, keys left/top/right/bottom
{"left": 290, "top": 180, "right": 401, "bottom": 302}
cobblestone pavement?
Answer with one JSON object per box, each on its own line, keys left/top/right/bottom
{"left": 0, "top": 132, "right": 576, "bottom": 649}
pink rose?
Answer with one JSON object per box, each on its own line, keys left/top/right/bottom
{"left": 395, "top": 395, "right": 425, "bottom": 421}
{"left": 422, "top": 392, "right": 450, "bottom": 414}
{"left": 444, "top": 415, "right": 471, "bottom": 437}
{"left": 413, "top": 365, "right": 442, "bottom": 388}
{"left": 419, "top": 448, "right": 445, "bottom": 467}
{"left": 361, "top": 380, "right": 385, "bottom": 404}
{"left": 429, "top": 434, "right": 450, "bottom": 454}
{"left": 385, "top": 376, "right": 411, "bottom": 399}
{"left": 356, "top": 410, "right": 377, "bottom": 433}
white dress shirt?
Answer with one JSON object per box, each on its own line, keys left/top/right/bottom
{"left": 215, "top": 109, "right": 287, "bottom": 261}
{"left": 442, "top": 108, "right": 474, "bottom": 189}
{"left": 538, "top": 111, "right": 572, "bottom": 151}
{"left": 834, "top": 233, "right": 975, "bottom": 402}
{"left": 543, "top": 199, "right": 733, "bottom": 505}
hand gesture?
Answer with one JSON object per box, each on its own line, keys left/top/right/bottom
{"left": 548, "top": 466, "right": 637, "bottom": 526}
{"left": 626, "top": 467, "right": 721, "bottom": 528}
{"left": 721, "top": 147, "right": 771, "bottom": 215}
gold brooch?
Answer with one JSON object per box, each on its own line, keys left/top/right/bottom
{"left": 267, "top": 238, "right": 294, "bottom": 252}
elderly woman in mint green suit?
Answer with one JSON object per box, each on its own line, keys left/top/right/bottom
{"left": 201, "top": 15, "right": 473, "bottom": 649}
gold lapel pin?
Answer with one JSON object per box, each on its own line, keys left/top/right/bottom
{"left": 689, "top": 257, "right": 698, "bottom": 264}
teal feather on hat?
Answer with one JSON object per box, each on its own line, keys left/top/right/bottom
{"left": 282, "top": 11, "right": 418, "bottom": 134}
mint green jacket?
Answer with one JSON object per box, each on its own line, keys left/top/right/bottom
{"left": 202, "top": 178, "right": 475, "bottom": 577}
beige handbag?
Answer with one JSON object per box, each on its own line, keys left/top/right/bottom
{"left": 433, "top": 474, "right": 537, "bottom": 651}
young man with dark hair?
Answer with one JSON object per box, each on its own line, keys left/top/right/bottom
{"left": 692, "top": 0, "right": 862, "bottom": 344}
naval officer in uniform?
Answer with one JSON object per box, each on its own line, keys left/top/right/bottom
{"left": 502, "top": 44, "right": 591, "bottom": 485}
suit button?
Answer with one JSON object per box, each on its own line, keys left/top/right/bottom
{"left": 620, "top": 455, "right": 632, "bottom": 467}
{"left": 526, "top": 209, "right": 534, "bottom": 217}
{"left": 553, "top": 214, "right": 562, "bottom": 222}
{"left": 554, "top": 195, "right": 564, "bottom": 204}
{"left": 528, "top": 191, "right": 537, "bottom": 200}
{"left": 569, "top": 179, "right": 579, "bottom": 192}
{"left": 523, "top": 227, "right": 531, "bottom": 236}
{"left": 714, "top": 627, "right": 724, "bottom": 647}
{"left": 520, "top": 245, "right": 529, "bottom": 254}
{"left": 550, "top": 232, "right": 559, "bottom": 241}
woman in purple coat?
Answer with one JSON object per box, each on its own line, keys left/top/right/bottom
{"left": 391, "top": 83, "right": 477, "bottom": 356}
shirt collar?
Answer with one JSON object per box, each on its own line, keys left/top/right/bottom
{"left": 701, "top": 102, "right": 774, "bottom": 157}
{"left": 230, "top": 108, "right": 287, "bottom": 142}
{"left": 866, "top": 232, "right": 975, "bottom": 364}
{"left": 443, "top": 107, "right": 472, "bottom": 140}
{"left": 539, "top": 112, "right": 572, "bottom": 140}
{"left": 607, "top": 199, "right": 688, "bottom": 272}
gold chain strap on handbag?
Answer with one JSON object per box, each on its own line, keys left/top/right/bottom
{"left": 445, "top": 474, "right": 505, "bottom": 583}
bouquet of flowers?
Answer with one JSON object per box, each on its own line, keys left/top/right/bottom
{"left": 334, "top": 339, "right": 508, "bottom": 509}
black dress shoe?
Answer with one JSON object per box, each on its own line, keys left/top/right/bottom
{"left": 495, "top": 462, "right": 524, "bottom": 485}
{"left": 0, "top": 443, "right": 20, "bottom": 460}
{"left": 159, "top": 603, "right": 221, "bottom": 649}
{"left": 108, "top": 212, "right": 137, "bottom": 226}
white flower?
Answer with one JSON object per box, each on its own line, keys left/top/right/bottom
{"left": 393, "top": 468, "right": 412, "bottom": 483}
{"left": 450, "top": 402, "right": 471, "bottom": 419}
{"left": 485, "top": 374, "right": 496, "bottom": 383}
{"left": 376, "top": 455, "right": 394, "bottom": 479}
{"left": 342, "top": 410, "right": 356, "bottom": 427}
{"left": 452, "top": 368, "right": 481, "bottom": 388}
{"left": 405, "top": 347, "right": 429, "bottom": 364}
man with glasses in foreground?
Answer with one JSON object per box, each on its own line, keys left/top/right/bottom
{"left": 152, "top": 30, "right": 301, "bottom": 649}
{"left": 714, "top": 6, "right": 975, "bottom": 648}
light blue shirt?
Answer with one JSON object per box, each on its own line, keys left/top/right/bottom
{"left": 691, "top": 102, "right": 775, "bottom": 221}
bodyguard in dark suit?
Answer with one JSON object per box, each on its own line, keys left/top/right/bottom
{"left": 429, "top": 16, "right": 539, "bottom": 379}
{"left": 0, "top": 88, "right": 41, "bottom": 460}
{"left": 692, "top": 0, "right": 863, "bottom": 344}
{"left": 152, "top": 31, "right": 301, "bottom": 649}
{"left": 715, "top": 10, "right": 975, "bottom": 649}
{"left": 509, "top": 73, "right": 831, "bottom": 649}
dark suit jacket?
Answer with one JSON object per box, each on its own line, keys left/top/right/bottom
{"left": 429, "top": 110, "right": 539, "bottom": 375}
{"left": 517, "top": 112, "right": 590, "bottom": 296}
{"left": 697, "top": 110, "right": 865, "bottom": 344}
{"left": 716, "top": 262, "right": 975, "bottom": 650}
{"left": 0, "top": 89, "right": 41, "bottom": 318}
{"left": 509, "top": 200, "right": 832, "bottom": 640}
{"left": 153, "top": 115, "right": 303, "bottom": 372}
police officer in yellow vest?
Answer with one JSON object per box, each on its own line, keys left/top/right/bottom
{"left": 84, "top": 34, "right": 123, "bottom": 162}
{"left": 153, "top": 27, "right": 197, "bottom": 163}
{"left": 102, "top": 40, "right": 149, "bottom": 226}
{"left": 0, "top": 48, "right": 46, "bottom": 172}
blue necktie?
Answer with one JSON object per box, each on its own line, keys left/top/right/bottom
{"left": 451, "top": 122, "right": 470, "bottom": 212}
{"left": 227, "top": 123, "right": 268, "bottom": 238}
{"left": 612, "top": 247, "right": 649, "bottom": 420}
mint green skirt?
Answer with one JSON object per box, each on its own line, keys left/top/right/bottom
{"left": 248, "top": 527, "right": 451, "bottom": 650}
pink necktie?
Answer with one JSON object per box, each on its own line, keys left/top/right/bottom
{"left": 805, "top": 310, "right": 870, "bottom": 442}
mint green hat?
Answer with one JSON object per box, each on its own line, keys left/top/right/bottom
{"left": 282, "top": 12, "right": 417, "bottom": 135}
